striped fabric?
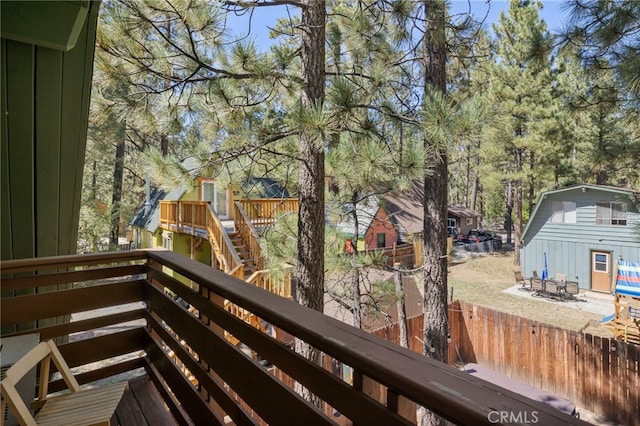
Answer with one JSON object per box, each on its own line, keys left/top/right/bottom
{"left": 615, "top": 260, "right": 640, "bottom": 297}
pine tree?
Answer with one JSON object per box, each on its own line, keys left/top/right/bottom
{"left": 484, "top": 0, "right": 557, "bottom": 265}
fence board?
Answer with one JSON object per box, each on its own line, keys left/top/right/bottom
{"left": 628, "top": 344, "right": 640, "bottom": 422}
{"left": 575, "top": 333, "right": 585, "bottom": 410}
{"left": 601, "top": 337, "right": 611, "bottom": 419}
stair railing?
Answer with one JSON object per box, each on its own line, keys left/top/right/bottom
{"left": 234, "top": 201, "right": 265, "bottom": 272}
{"left": 206, "top": 205, "right": 245, "bottom": 280}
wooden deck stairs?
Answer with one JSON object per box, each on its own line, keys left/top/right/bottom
{"left": 228, "top": 230, "right": 258, "bottom": 277}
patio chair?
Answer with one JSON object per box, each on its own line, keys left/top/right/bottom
{"left": 564, "top": 281, "right": 579, "bottom": 298}
{"left": 554, "top": 273, "right": 567, "bottom": 283}
{"left": 531, "top": 270, "right": 539, "bottom": 279}
{"left": 0, "top": 340, "right": 128, "bottom": 426}
{"left": 545, "top": 279, "right": 560, "bottom": 296}
{"left": 530, "top": 277, "right": 544, "bottom": 295}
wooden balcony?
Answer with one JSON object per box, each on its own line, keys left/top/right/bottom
{"left": 159, "top": 199, "right": 299, "bottom": 235}
{"left": 1, "top": 250, "right": 586, "bottom": 425}
{"left": 159, "top": 199, "right": 299, "bottom": 280}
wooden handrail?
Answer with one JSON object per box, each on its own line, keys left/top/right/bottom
{"left": 233, "top": 201, "right": 264, "bottom": 271}
{"left": 245, "top": 269, "right": 292, "bottom": 299}
{"left": 146, "top": 250, "right": 586, "bottom": 426}
{"left": 159, "top": 201, "right": 244, "bottom": 279}
{"left": 236, "top": 198, "right": 298, "bottom": 227}
{"left": 205, "top": 205, "right": 244, "bottom": 280}
{"left": 1, "top": 251, "right": 585, "bottom": 426}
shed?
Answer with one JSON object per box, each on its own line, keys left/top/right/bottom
{"left": 520, "top": 184, "right": 640, "bottom": 292}
{"left": 447, "top": 205, "right": 481, "bottom": 235}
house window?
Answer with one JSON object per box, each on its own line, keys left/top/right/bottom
{"left": 447, "top": 218, "right": 457, "bottom": 229}
{"left": 593, "top": 253, "right": 608, "bottom": 272}
{"left": 376, "top": 233, "right": 386, "bottom": 248}
{"left": 549, "top": 201, "right": 576, "bottom": 223}
{"left": 465, "top": 217, "right": 473, "bottom": 226}
{"left": 162, "top": 234, "right": 172, "bottom": 250}
{"left": 201, "top": 180, "right": 228, "bottom": 217}
{"left": 596, "top": 202, "right": 626, "bottom": 226}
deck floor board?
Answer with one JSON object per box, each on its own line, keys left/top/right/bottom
{"left": 112, "top": 375, "right": 177, "bottom": 426}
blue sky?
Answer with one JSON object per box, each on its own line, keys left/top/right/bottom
{"left": 228, "top": 1, "right": 572, "bottom": 51}
{"left": 450, "top": 0, "right": 570, "bottom": 33}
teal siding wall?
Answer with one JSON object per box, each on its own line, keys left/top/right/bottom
{"left": 521, "top": 188, "right": 640, "bottom": 290}
{"left": 1, "top": 2, "right": 99, "bottom": 260}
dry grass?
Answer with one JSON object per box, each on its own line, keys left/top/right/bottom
{"left": 448, "top": 251, "right": 611, "bottom": 336}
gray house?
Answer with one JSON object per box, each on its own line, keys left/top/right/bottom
{"left": 520, "top": 184, "right": 640, "bottom": 292}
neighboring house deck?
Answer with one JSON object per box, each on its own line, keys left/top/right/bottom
{"left": 130, "top": 172, "right": 297, "bottom": 281}
{"left": 521, "top": 184, "right": 640, "bottom": 292}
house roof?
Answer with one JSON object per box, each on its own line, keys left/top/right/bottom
{"left": 448, "top": 205, "right": 481, "bottom": 218}
{"left": 381, "top": 182, "right": 425, "bottom": 234}
{"left": 130, "top": 185, "right": 186, "bottom": 233}
{"left": 380, "top": 182, "right": 481, "bottom": 235}
{"left": 243, "top": 177, "right": 290, "bottom": 199}
{"left": 521, "top": 183, "right": 640, "bottom": 240}
{"left": 333, "top": 199, "right": 379, "bottom": 236}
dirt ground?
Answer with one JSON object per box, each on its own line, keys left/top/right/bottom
{"left": 447, "top": 250, "right": 613, "bottom": 337}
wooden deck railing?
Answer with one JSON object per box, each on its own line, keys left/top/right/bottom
{"left": 236, "top": 198, "right": 299, "bottom": 227}
{"left": 204, "top": 204, "right": 245, "bottom": 280}
{"left": 234, "top": 201, "right": 265, "bottom": 271}
{"left": 1, "top": 250, "right": 587, "bottom": 426}
{"left": 159, "top": 201, "right": 244, "bottom": 279}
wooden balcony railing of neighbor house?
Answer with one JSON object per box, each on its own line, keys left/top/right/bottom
{"left": 160, "top": 200, "right": 244, "bottom": 279}
{"left": 236, "top": 198, "right": 299, "bottom": 228}
{"left": 1, "top": 250, "right": 587, "bottom": 426}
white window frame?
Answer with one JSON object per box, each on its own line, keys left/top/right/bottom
{"left": 201, "top": 179, "right": 229, "bottom": 218}
{"left": 549, "top": 201, "right": 576, "bottom": 223}
{"left": 593, "top": 252, "right": 609, "bottom": 273}
{"left": 162, "top": 233, "right": 172, "bottom": 250}
{"left": 596, "top": 201, "right": 627, "bottom": 226}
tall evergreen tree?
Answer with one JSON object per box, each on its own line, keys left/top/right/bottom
{"left": 418, "top": 1, "right": 449, "bottom": 425}
{"left": 485, "top": 0, "right": 556, "bottom": 265}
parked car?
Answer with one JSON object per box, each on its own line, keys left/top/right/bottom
{"left": 484, "top": 230, "right": 503, "bottom": 249}
{"left": 456, "top": 229, "right": 502, "bottom": 250}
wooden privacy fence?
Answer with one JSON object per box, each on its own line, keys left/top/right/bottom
{"left": 367, "top": 243, "right": 416, "bottom": 268}
{"left": 371, "top": 301, "right": 639, "bottom": 426}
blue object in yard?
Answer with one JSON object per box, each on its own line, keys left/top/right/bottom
{"left": 541, "top": 252, "right": 548, "bottom": 281}
{"left": 601, "top": 313, "right": 615, "bottom": 324}
{"left": 614, "top": 260, "right": 640, "bottom": 297}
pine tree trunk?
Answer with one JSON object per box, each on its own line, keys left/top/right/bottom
{"left": 109, "top": 130, "right": 125, "bottom": 248}
{"left": 420, "top": 1, "right": 448, "bottom": 425}
{"left": 294, "top": 0, "right": 325, "bottom": 407}
{"left": 504, "top": 180, "right": 513, "bottom": 244}
{"left": 394, "top": 264, "right": 409, "bottom": 348}
{"left": 514, "top": 148, "right": 524, "bottom": 266}
{"left": 471, "top": 145, "right": 480, "bottom": 212}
